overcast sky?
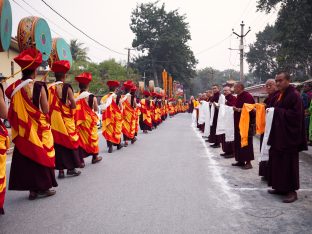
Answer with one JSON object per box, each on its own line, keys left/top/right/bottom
{"left": 11, "top": 0, "right": 278, "bottom": 73}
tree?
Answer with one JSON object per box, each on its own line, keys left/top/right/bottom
{"left": 70, "top": 39, "right": 90, "bottom": 62}
{"left": 67, "top": 59, "right": 139, "bottom": 95}
{"left": 253, "top": 0, "right": 312, "bottom": 79}
{"left": 246, "top": 25, "right": 279, "bottom": 82}
{"left": 190, "top": 68, "right": 241, "bottom": 95}
{"left": 130, "top": 1, "right": 197, "bottom": 90}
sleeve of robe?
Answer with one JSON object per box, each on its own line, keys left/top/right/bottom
{"left": 268, "top": 91, "right": 307, "bottom": 152}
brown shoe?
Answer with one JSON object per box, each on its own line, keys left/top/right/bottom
{"left": 242, "top": 163, "right": 253, "bottom": 170}
{"left": 267, "top": 189, "right": 286, "bottom": 195}
{"left": 224, "top": 154, "right": 234, "bottom": 159}
{"left": 38, "top": 189, "right": 56, "bottom": 197}
{"left": 232, "top": 162, "right": 245, "bottom": 167}
{"left": 92, "top": 156, "right": 103, "bottom": 164}
{"left": 67, "top": 169, "right": 81, "bottom": 177}
{"left": 29, "top": 191, "right": 38, "bottom": 200}
{"left": 283, "top": 191, "right": 298, "bottom": 203}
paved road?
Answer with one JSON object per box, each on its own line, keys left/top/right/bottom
{"left": 0, "top": 114, "right": 311, "bottom": 233}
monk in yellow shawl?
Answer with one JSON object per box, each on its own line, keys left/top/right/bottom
{"left": 139, "top": 90, "right": 152, "bottom": 133}
{"left": 0, "top": 75, "right": 9, "bottom": 214}
{"left": 121, "top": 80, "right": 137, "bottom": 146}
{"left": 75, "top": 72, "right": 102, "bottom": 166}
{"left": 49, "top": 60, "right": 81, "bottom": 179}
{"left": 101, "top": 80, "right": 123, "bottom": 153}
{"left": 5, "top": 48, "right": 57, "bottom": 200}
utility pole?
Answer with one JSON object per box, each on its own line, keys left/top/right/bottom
{"left": 125, "top": 47, "right": 135, "bottom": 78}
{"left": 232, "top": 21, "right": 251, "bottom": 82}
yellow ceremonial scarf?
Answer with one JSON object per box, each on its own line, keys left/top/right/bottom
{"left": 49, "top": 85, "right": 79, "bottom": 149}
{"left": 122, "top": 99, "right": 136, "bottom": 139}
{"left": 76, "top": 97, "right": 99, "bottom": 154}
{"left": 102, "top": 93, "right": 123, "bottom": 144}
{"left": 6, "top": 80, "right": 55, "bottom": 167}
{"left": 239, "top": 103, "right": 266, "bottom": 147}
{"left": 140, "top": 99, "right": 152, "bottom": 127}
{"left": 0, "top": 122, "right": 9, "bottom": 209}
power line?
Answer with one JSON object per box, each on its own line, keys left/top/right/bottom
{"left": 196, "top": 34, "right": 232, "bottom": 55}
{"left": 12, "top": 0, "right": 107, "bottom": 62}
{"left": 20, "top": 0, "right": 76, "bottom": 38}
{"left": 40, "top": 0, "right": 126, "bottom": 56}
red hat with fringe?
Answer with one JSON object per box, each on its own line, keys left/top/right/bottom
{"left": 75, "top": 72, "right": 92, "bottom": 85}
{"left": 51, "top": 60, "right": 70, "bottom": 73}
{"left": 14, "top": 48, "right": 42, "bottom": 70}
{"left": 107, "top": 80, "right": 120, "bottom": 88}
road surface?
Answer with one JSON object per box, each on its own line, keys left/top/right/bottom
{"left": 0, "top": 114, "right": 311, "bottom": 233}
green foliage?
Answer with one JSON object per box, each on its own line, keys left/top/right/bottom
{"left": 190, "top": 68, "right": 241, "bottom": 95}
{"left": 70, "top": 39, "right": 90, "bottom": 62}
{"left": 130, "top": 1, "right": 197, "bottom": 90}
{"left": 246, "top": 25, "right": 279, "bottom": 81}
{"left": 249, "top": 0, "right": 312, "bottom": 81}
{"left": 67, "top": 59, "right": 139, "bottom": 95}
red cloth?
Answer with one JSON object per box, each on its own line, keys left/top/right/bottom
{"left": 75, "top": 72, "right": 92, "bottom": 85}
{"left": 225, "top": 94, "right": 237, "bottom": 106}
{"left": 123, "top": 80, "right": 134, "bottom": 89}
{"left": 143, "top": 90, "right": 150, "bottom": 97}
{"left": 51, "top": 60, "right": 70, "bottom": 73}
{"left": 107, "top": 80, "right": 120, "bottom": 88}
{"left": 14, "top": 48, "right": 42, "bottom": 70}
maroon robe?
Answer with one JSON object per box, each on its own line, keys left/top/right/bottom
{"left": 221, "top": 94, "right": 237, "bottom": 154}
{"left": 234, "top": 91, "right": 255, "bottom": 162}
{"left": 208, "top": 92, "right": 221, "bottom": 145}
{"left": 259, "top": 91, "right": 279, "bottom": 177}
{"left": 267, "top": 86, "right": 307, "bottom": 192}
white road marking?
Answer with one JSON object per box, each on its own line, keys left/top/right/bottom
{"left": 192, "top": 125, "right": 243, "bottom": 209}
{"left": 230, "top": 187, "right": 312, "bottom": 192}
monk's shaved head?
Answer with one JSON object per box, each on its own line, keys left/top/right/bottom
{"left": 234, "top": 82, "right": 244, "bottom": 95}
{"left": 275, "top": 71, "right": 291, "bottom": 92}
{"left": 266, "top": 79, "right": 276, "bottom": 85}
{"left": 265, "top": 79, "right": 277, "bottom": 95}
{"left": 223, "top": 86, "right": 231, "bottom": 96}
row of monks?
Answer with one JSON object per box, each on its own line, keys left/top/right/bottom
{"left": 0, "top": 48, "right": 188, "bottom": 215}
{"left": 191, "top": 75, "right": 306, "bottom": 203}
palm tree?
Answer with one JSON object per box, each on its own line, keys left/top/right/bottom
{"left": 70, "top": 39, "right": 90, "bottom": 62}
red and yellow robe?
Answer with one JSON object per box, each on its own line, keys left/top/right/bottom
{"left": 150, "top": 100, "right": 156, "bottom": 124}
{"left": 48, "top": 84, "right": 79, "bottom": 150}
{"left": 165, "top": 100, "right": 169, "bottom": 115}
{"left": 5, "top": 80, "right": 55, "bottom": 168}
{"left": 75, "top": 94, "right": 99, "bottom": 155}
{"left": 135, "top": 107, "right": 140, "bottom": 134}
{"left": 140, "top": 99, "right": 152, "bottom": 127}
{"left": 169, "top": 103, "right": 175, "bottom": 116}
{"left": 0, "top": 120, "right": 9, "bottom": 212}
{"left": 122, "top": 98, "right": 136, "bottom": 140}
{"left": 155, "top": 105, "right": 162, "bottom": 124}
{"left": 101, "top": 93, "right": 123, "bottom": 144}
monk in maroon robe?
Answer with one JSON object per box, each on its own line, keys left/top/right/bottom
{"left": 267, "top": 72, "right": 307, "bottom": 203}
{"left": 232, "top": 82, "right": 255, "bottom": 170}
{"left": 259, "top": 79, "right": 279, "bottom": 180}
{"left": 220, "top": 86, "right": 237, "bottom": 158}
{"left": 207, "top": 85, "right": 221, "bottom": 148}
